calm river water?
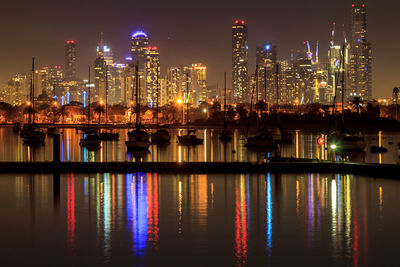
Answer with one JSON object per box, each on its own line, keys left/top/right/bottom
{"left": 0, "top": 173, "right": 398, "bottom": 266}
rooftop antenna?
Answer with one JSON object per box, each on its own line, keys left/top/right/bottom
{"left": 342, "top": 24, "right": 347, "bottom": 44}
{"left": 331, "top": 22, "right": 336, "bottom": 47}
{"left": 306, "top": 40, "right": 313, "bottom": 63}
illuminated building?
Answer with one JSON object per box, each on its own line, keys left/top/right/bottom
{"left": 232, "top": 20, "right": 249, "bottom": 103}
{"left": 159, "top": 78, "right": 168, "bottom": 107}
{"left": 130, "top": 31, "right": 149, "bottom": 71}
{"left": 0, "top": 74, "right": 28, "bottom": 105}
{"left": 190, "top": 63, "right": 207, "bottom": 105}
{"left": 65, "top": 40, "right": 77, "bottom": 81}
{"left": 94, "top": 34, "right": 114, "bottom": 102}
{"left": 349, "top": 1, "right": 372, "bottom": 100}
{"left": 179, "top": 64, "right": 207, "bottom": 106}
{"left": 33, "top": 66, "right": 63, "bottom": 98}
{"left": 145, "top": 46, "right": 160, "bottom": 106}
{"left": 328, "top": 36, "right": 341, "bottom": 104}
{"left": 167, "top": 67, "right": 182, "bottom": 103}
{"left": 256, "top": 43, "right": 277, "bottom": 103}
{"left": 110, "top": 63, "right": 128, "bottom": 104}
{"left": 293, "top": 53, "right": 315, "bottom": 104}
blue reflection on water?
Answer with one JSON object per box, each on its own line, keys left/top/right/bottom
{"left": 61, "top": 138, "right": 64, "bottom": 162}
{"left": 266, "top": 173, "right": 272, "bottom": 253}
{"left": 126, "top": 173, "right": 148, "bottom": 258}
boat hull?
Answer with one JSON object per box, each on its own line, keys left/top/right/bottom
{"left": 178, "top": 135, "right": 203, "bottom": 146}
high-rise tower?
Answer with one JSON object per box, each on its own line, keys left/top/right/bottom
{"left": 65, "top": 40, "right": 77, "bottom": 81}
{"left": 145, "top": 46, "right": 160, "bottom": 106}
{"left": 256, "top": 43, "right": 277, "bottom": 102}
{"left": 232, "top": 20, "right": 249, "bottom": 103}
{"left": 130, "top": 31, "right": 149, "bottom": 71}
{"left": 349, "top": 1, "right": 372, "bottom": 100}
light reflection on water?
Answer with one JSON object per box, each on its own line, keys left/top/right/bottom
{"left": 0, "top": 127, "right": 399, "bottom": 164}
{"left": 1, "top": 173, "right": 399, "bottom": 266}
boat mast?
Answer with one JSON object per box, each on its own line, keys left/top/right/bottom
{"left": 223, "top": 72, "right": 227, "bottom": 129}
{"left": 135, "top": 64, "right": 140, "bottom": 127}
{"left": 88, "top": 66, "right": 91, "bottom": 126}
{"left": 264, "top": 67, "right": 267, "bottom": 112}
{"left": 341, "top": 44, "right": 346, "bottom": 125}
{"left": 255, "top": 65, "right": 259, "bottom": 106}
{"left": 29, "top": 57, "right": 34, "bottom": 124}
{"left": 105, "top": 65, "right": 108, "bottom": 126}
{"left": 186, "top": 72, "right": 189, "bottom": 130}
{"left": 275, "top": 63, "right": 280, "bottom": 126}
{"left": 156, "top": 66, "right": 159, "bottom": 126}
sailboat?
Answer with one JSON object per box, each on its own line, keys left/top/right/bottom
{"left": 219, "top": 72, "right": 233, "bottom": 141}
{"left": 177, "top": 73, "right": 203, "bottom": 146}
{"left": 328, "top": 44, "right": 365, "bottom": 151}
{"left": 80, "top": 66, "right": 101, "bottom": 150}
{"left": 99, "top": 66, "right": 119, "bottom": 141}
{"left": 126, "top": 64, "right": 151, "bottom": 150}
{"left": 151, "top": 67, "right": 170, "bottom": 143}
{"left": 20, "top": 58, "right": 46, "bottom": 145}
{"left": 246, "top": 65, "right": 274, "bottom": 149}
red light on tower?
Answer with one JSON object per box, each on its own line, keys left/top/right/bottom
{"left": 241, "top": 20, "right": 245, "bottom": 24}
{"left": 317, "top": 137, "right": 325, "bottom": 146}
{"left": 352, "top": 4, "right": 355, "bottom": 7}
{"left": 235, "top": 20, "right": 239, "bottom": 24}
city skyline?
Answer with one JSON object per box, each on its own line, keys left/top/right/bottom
{"left": 0, "top": 0, "right": 398, "bottom": 98}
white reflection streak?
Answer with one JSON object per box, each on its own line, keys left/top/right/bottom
{"left": 331, "top": 179, "right": 337, "bottom": 249}
{"left": 345, "top": 175, "right": 351, "bottom": 254}
{"left": 178, "top": 180, "right": 183, "bottom": 238}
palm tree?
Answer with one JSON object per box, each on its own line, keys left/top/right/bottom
{"left": 393, "top": 87, "right": 399, "bottom": 120}
{"left": 352, "top": 96, "right": 362, "bottom": 116}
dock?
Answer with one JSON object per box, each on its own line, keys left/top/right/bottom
{"left": 0, "top": 161, "right": 398, "bottom": 178}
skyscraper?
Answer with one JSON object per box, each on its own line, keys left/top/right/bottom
{"left": 65, "top": 40, "right": 77, "bottom": 81}
{"left": 94, "top": 35, "right": 113, "bottom": 102}
{"left": 256, "top": 43, "right": 277, "bottom": 102}
{"left": 167, "top": 67, "right": 182, "bottom": 102}
{"left": 130, "top": 31, "right": 149, "bottom": 71}
{"left": 349, "top": 1, "right": 372, "bottom": 100}
{"left": 145, "top": 46, "right": 160, "bottom": 106}
{"left": 232, "top": 20, "right": 249, "bottom": 103}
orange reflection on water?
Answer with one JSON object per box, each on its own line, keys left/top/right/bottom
{"left": 234, "top": 176, "right": 248, "bottom": 266}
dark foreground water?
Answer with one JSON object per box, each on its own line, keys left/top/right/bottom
{"left": 1, "top": 173, "right": 399, "bottom": 266}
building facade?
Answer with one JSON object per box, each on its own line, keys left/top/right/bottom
{"left": 232, "top": 20, "right": 249, "bottom": 103}
{"left": 349, "top": 1, "right": 372, "bottom": 100}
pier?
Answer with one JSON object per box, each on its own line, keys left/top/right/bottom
{"left": 0, "top": 161, "right": 398, "bottom": 178}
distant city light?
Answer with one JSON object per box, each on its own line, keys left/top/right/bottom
{"left": 125, "top": 56, "right": 133, "bottom": 61}
{"left": 265, "top": 44, "right": 271, "bottom": 51}
{"left": 132, "top": 31, "right": 148, "bottom": 38}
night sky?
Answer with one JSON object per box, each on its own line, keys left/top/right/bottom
{"left": 0, "top": 0, "right": 398, "bottom": 98}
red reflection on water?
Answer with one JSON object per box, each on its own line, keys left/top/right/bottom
{"left": 234, "top": 187, "right": 248, "bottom": 266}
{"left": 147, "top": 173, "right": 159, "bottom": 250}
{"left": 67, "top": 173, "right": 75, "bottom": 253}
